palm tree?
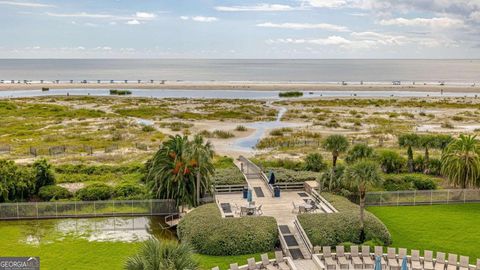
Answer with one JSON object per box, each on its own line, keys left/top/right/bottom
{"left": 125, "top": 238, "right": 199, "bottom": 270}
{"left": 345, "top": 143, "right": 375, "bottom": 164}
{"left": 398, "top": 133, "right": 419, "bottom": 173}
{"left": 322, "top": 134, "right": 349, "bottom": 169}
{"left": 188, "top": 135, "right": 215, "bottom": 206}
{"left": 343, "top": 160, "right": 382, "bottom": 240}
{"left": 303, "top": 153, "right": 327, "bottom": 172}
{"left": 441, "top": 134, "right": 480, "bottom": 189}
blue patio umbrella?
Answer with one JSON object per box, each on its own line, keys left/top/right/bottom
{"left": 269, "top": 171, "right": 276, "bottom": 185}
{"left": 247, "top": 189, "right": 253, "bottom": 203}
{"left": 374, "top": 255, "right": 382, "bottom": 270}
{"left": 401, "top": 256, "right": 408, "bottom": 270}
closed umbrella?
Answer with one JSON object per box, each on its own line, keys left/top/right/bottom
{"left": 374, "top": 255, "right": 382, "bottom": 270}
{"left": 269, "top": 171, "right": 276, "bottom": 185}
{"left": 401, "top": 256, "right": 408, "bottom": 270}
{"left": 247, "top": 188, "right": 253, "bottom": 203}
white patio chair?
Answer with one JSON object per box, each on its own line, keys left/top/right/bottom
{"left": 230, "top": 263, "right": 240, "bottom": 270}
{"left": 447, "top": 254, "right": 458, "bottom": 270}
{"left": 336, "top": 246, "right": 349, "bottom": 269}
{"left": 261, "top": 253, "right": 277, "bottom": 270}
{"left": 459, "top": 256, "right": 469, "bottom": 270}
{"left": 435, "top": 252, "right": 446, "bottom": 270}
{"left": 351, "top": 246, "right": 364, "bottom": 269}
{"left": 247, "top": 257, "right": 257, "bottom": 270}
{"left": 323, "top": 246, "right": 337, "bottom": 270}
{"left": 424, "top": 251, "right": 434, "bottom": 270}
{"left": 411, "top": 250, "right": 422, "bottom": 270}
{"left": 387, "top": 247, "right": 399, "bottom": 270}
{"left": 275, "top": 251, "right": 290, "bottom": 270}
{"left": 375, "top": 246, "right": 387, "bottom": 270}
{"left": 362, "top": 245, "right": 374, "bottom": 269}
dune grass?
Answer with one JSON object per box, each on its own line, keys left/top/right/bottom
{"left": 368, "top": 204, "right": 480, "bottom": 263}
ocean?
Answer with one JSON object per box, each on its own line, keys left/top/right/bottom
{"left": 0, "top": 59, "right": 479, "bottom": 84}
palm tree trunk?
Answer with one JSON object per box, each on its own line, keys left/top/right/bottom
{"left": 196, "top": 171, "right": 201, "bottom": 207}
{"left": 359, "top": 191, "right": 365, "bottom": 230}
{"left": 407, "top": 146, "right": 414, "bottom": 173}
{"left": 424, "top": 147, "right": 430, "bottom": 174}
{"left": 332, "top": 154, "right": 338, "bottom": 168}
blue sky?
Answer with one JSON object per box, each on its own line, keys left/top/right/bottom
{"left": 1, "top": 0, "right": 480, "bottom": 58}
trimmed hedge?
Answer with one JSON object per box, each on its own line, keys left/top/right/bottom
{"left": 76, "top": 183, "right": 113, "bottom": 201}
{"left": 297, "top": 193, "right": 391, "bottom": 247}
{"left": 38, "top": 185, "right": 72, "bottom": 201}
{"left": 213, "top": 167, "right": 246, "bottom": 185}
{"left": 266, "top": 167, "right": 319, "bottom": 183}
{"left": 177, "top": 204, "right": 278, "bottom": 256}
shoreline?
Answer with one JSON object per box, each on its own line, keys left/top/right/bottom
{"left": 0, "top": 81, "right": 479, "bottom": 93}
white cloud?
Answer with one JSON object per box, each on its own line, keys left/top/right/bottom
{"left": 191, "top": 16, "right": 218, "bottom": 22}
{"left": 305, "top": 0, "right": 348, "bottom": 8}
{"left": 470, "top": 11, "right": 480, "bottom": 23}
{"left": 126, "top": 19, "right": 141, "bottom": 25}
{"left": 135, "top": 12, "right": 155, "bottom": 19}
{"left": 0, "top": 1, "right": 54, "bottom": 8}
{"left": 257, "top": 22, "right": 349, "bottom": 32}
{"left": 180, "top": 16, "right": 218, "bottom": 22}
{"left": 379, "top": 17, "right": 465, "bottom": 28}
{"left": 268, "top": 36, "right": 351, "bottom": 46}
{"left": 46, "top": 11, "right": 157, "bottom": 24}
{"left": 215, "top": 3, "right": 303, "bottom": 12}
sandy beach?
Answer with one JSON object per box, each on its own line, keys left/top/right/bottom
{"left": 0, "top": 81, "right": 479, "bottom": 93}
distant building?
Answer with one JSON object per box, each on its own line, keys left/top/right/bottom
{"left": 393, "top": 81, "right": 401, "bottom": 85}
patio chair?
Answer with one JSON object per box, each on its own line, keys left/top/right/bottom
{"left": 212, "top": 267, "right": 220, "bottom": 270}
{"left": 350, "top": 246, "right": 364, "bottom": 269}
{"left": 298, "top": 205, "right": 307, "bottom": 214}
{"left": 247, "top": 258, "right": 257, "bottom": 270}
{"left": 250, "top": 201, "right": 256, "bottom": 206}
{"left": 292, "top": 202, "right": 299, "bottom": 213}
{"left": 336, "top": 246, "right": 349, "bottom": 269}
{"left": 323, "top": 246, "right": 337, "bottom": 270}
{"left": 424, "top": 251, "right": 434, "bottom": 270}
{"left": 435, "top": 252, "right": 446, "bottom": 270}
{"left": 398, "top": 248, "right": 407, "bottom": 265}
{"left": 375, "top": 246, "right": 387, "bottom": 270}
{"left": 256, "top": 205, "right": 263, "bottom": 216}
{"left": 475, "top": 259, "right": 480, "bottom": 270}
{"left": 275, "top": 251, "right": 290, "bottom": 270}
{"left": 234, "top": 203, "right": 240, "bottom": 216}
{"left": 230, "top": 263, "right": 240, "bottom": 270}
{"left": 261, "top": 253, "right": 277, "bottom": 270}
{"left": 362, "top": 245, "right": 374, "bottom": 269}
{"left": 447, "top": 254, "right": 458, "bottom": 270}
{"left": 459, "top": 256, "right": 469, "bottom": 270}
{"left": 387, "top": 247, "right": 400, "bottom": 270}
{"left": 411, "top": 250, "right": 422, "bottom": 270}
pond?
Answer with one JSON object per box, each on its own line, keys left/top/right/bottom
{"left": 0, "top": 216, "right": 176, "bottom": 245}
{"left": 0, "top": 88, "right": 478, "bottom": 99}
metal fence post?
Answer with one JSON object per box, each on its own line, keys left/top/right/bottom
{"left": 16, "top": 202, "right": 19, "bottom": 219}
{"left": 74, "top": 201, "right": 77, "bottom": 216}
{"left": 131, "top": 200, "right": 134, "bottom": 216}
{"left": 413, "top": 190, "right": 416, "bottom": 206}
{"left": 430, "top": 190, "right": 433, "bottom": 205}
{"left": 447, "top": 190, "right": 450, "bottom": 204}
{"left": 113, "top": 200, "right": 115, "bottom": 215}
{"left": 36, "top": 202, "right": 38, "bottom": 218}
{"left": 94, "top": 201, "right": 96, "bottom": 217}
{"left": 55, "top": 202, "right": 58, "bottom": 217}
{"left": 464, "top": 189, "right": 466, "bottom": 203}
{"left": 397, "top": 191, "right": 399, "bottom": 206}
{"left": 150, "top": 200, "right": 153, "bottom": 215}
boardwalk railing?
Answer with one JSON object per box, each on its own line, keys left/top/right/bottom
{"left": 0, "top": 199, "right": 177, "bottom": 220}
{"left": 273, "top": 182, "right": 304, "bottom": 191}
{"left": 214, "top": 184, "right": 245, "bottom": 193}
{"left": 366, "top": 189, "right": 480, "bottom": 206}
{"left": 238, "top": 156, "right": 275, "bottom": 196}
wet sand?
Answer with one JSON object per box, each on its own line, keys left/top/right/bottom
{"left": 0, "top": 81, "right": 479, "bottom": 93}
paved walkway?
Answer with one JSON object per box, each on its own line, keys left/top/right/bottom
{"left": 215, "top": 157, "right": 330, "bottom": 262}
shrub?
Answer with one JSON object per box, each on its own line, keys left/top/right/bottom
{"left": 252, "top": 158, "right": 304, "bottom": 171}
{"left": 76, "top": 183, "right": 113, "bottom": 201}
{"left": 304, "top": 153, "right": 327, "bottom": 172}
{"left": 426, "top": 158, "right": 442, "bottom": 176}
{"left": 213, "top": 130, "right": 235, "bottom": 139}
{"left": 33, "top": 158, "right": 56, "bottom": 194}
{"left": 266, "top": 167, "right": 319, "bottom": 183}
{"left": 141, "top": 125, "right": 156, "bottom": 132}
{"left": 298, "top": 193, "right": 391, "bottom": 247}
{"left": 383, "top": 174, "right": 438, "bottom": 191}
{"left": 38, "top": 185, "right": 72, "bottom": 201}
{"left": 235, "top": 125, "right": 247, "bottom": 131}
{"left": 113, "top": 182, "right": 148, "bottom": 200}
{"left": 279, "top": 91, "right": 303, "bottom": 98}
{"left": 377, "top": 150, "right": 405, "bottom": 173}
{"left": 177, "top": 204, "right": 278, "bottom": 255}
{"left": 213, "top": 167, "right": 246, "bottom": 185}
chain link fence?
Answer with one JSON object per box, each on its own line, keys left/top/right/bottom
{"left": 366, "top": 189, "right": 480, "bottom": 206}
{"left": 0, "top": 199, "right": 177, "bottom": 220}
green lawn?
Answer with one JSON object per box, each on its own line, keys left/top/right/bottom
{"left": 368, "top": 204, "right": 480, "bottom": 263}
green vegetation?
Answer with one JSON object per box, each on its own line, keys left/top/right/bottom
{"left": 213, "top": 130, "right": 235, "bottom": 139}
{"left": 441, "top": 135, "right": 480, "bottom": 188}
{"left": 323, "top": 134, "right": 350, "bottom": 168}
{"left": 38, "top": 185, "right": 72, "bottom": 201}
{"left": 177, "top": 204, "right": 278, "bottom": 256}
{"left": 298, "top": 193, "right": 391, "bottom": 247}
{"left": 369, "top": 204, "right": 480, "bottom": 263}
{"left": 279, "top": 91, "right": 303, "bottom": 98}
{"left": 145, "top": 135, "right": 214, "bottom": 207}
{"left": 383, "top": 174, "right": 439, "bottom": 191}
{"left": 125, "top": 238, "right": 199, "bottom": 270}
{"left": 110, "top": 89, "right": 132, "bottom": 95}
{"left": 76, "top": 183, "right": 114, "bottom": 201}
{"left": 266, "top": 167, "right": 319, "bottom": 182}
{"left": 234, "top": 125, "right": 247, "bottom": 131}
